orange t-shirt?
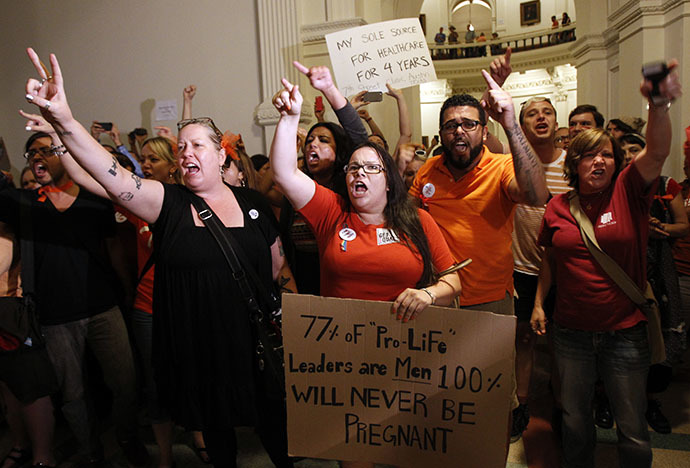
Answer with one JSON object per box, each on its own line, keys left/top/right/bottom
{"left": 409, "top": 148, "right": 516, "bottom": 306}
{"left": 115, "top": 206, "right": 154, "bottom": 314}
{"left": 299, "top": 183, "right": 455, "bottom": 301}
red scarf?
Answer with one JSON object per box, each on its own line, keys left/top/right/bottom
{"left": 37, "top": 180, "right": 74, "bottom": 202}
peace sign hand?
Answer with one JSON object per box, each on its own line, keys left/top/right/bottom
{"left": 19, "top": 109, "right": 55, "bottom": 134}
{"left": 272, "top": 78, "right": 302, "bottom": 117}
{"left": 24, "top": 48, "right": 73, "bottom": 126}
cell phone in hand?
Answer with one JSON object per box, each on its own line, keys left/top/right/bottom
{"left": 315, "top": 96, "right": 324, "bottom": 112}
{"left": 641, "top": 61, "right": 670, "bottom": 105}
{"left": 98, "top": 122, "right": 113, "bottom": 131}
{"left": 363, "top": 91, "right": 383, "bottom": 102}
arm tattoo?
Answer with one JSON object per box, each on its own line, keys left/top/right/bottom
{"left": 505, "top": 121, "right": 544, "bottom": 205}
{"left": 108, "top": 157, "right": 118, "bottom": 177}
{"left": 57, "top": 130, "right": 73, "bottom": 136}
{"left": 278, "top": 275, "right": 294, "bottom": 293}
{"left": 131, "top": 173, "right": 142, "bottom": 190}
{"left": 118, "top": 192, "right": 134, "bottom": 201}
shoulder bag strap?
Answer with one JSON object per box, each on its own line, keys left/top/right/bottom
{"left": 188, "top": 194, "right": 263, "bottom": 317}
{"left": 567, "top": 191, "right": 646, "bottom": 306}
{"left": 18, "top": 190, "right": 35, "bottom": 298}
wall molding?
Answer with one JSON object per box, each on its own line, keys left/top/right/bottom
{"left": 300, "top": 18, "right": 367, "bottom": 42}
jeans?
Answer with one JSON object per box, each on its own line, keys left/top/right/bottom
{"left": 42, "top": 306, "right": 138, "bottom": 456}
{"left": 553, "top": 323, "right": 651, "bottom": 468}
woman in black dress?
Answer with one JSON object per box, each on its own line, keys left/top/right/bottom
{"left": 22, "top": 48, "right": 293, "bottom": 468}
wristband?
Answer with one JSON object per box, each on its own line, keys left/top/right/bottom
{"left": 421, "top": 288, "right": 436, "bottom": 305}
{"left": 50, "top": 144, "right": 66, "bottom": 156}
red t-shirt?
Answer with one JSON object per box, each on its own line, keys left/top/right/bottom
{"left": 299, "top": 183, "right": 456, "bottom": 301}
{"left": 538, "top": 163, "right": 655, "bottom": 331}
{"left": 115, "top": 206, "right": 154, "bottom": 314}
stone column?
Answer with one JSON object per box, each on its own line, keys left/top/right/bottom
{"left": 254, "top": 0, "right": 301, "bottom": 151}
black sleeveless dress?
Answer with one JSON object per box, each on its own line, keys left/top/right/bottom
{"left": 151, "top": 184, "right": 278, "bottom": 430}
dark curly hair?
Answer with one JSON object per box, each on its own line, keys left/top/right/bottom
{"left": 304, "top": 122, "right": 353, "bottom": 198}
{"left": 439, "top": 94, "right": 487, "bottom": 129}
{"left": 25, "top": 132, "right": 52, "bottom": 152}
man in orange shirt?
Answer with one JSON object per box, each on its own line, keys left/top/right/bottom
{"left": 410, "top": 68, "right": 548, "bottom": 314}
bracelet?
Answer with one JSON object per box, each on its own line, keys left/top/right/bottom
{"left": 50, "top": 144, "right": 66, "bottom": 156}
{"left": 646, "top": 100, "right": 672, "bottom": 111}
{"left": 421, "top": 287, "right": 436, "bottom": 305}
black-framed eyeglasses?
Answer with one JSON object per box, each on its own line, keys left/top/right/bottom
{"left": 23, "top": 146, "right": 53, "bottom": 160}
{"left": 440, "top": 119, "right": 482, "bottom": 134}
{"left": 343, "top": 163, "right": 386, "bottom": 174}
{"left": 177, "top": 117, "right": 223, "bottom": 139}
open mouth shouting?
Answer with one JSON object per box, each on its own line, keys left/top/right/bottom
{"left": 32, "top": 160, "right": 48, "bottom": 179}
{"left": 534, "top": 122, "right": 550, "bottom": 134}
{"left": 351, "top": 180, "right": 368, "bottom": 197}
{"left": 306, "top": 150, "right": 321, "bottom": 167}
{"left": 185, "top": 163, "right": 200, "bottom": 175}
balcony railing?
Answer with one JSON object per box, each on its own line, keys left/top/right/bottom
{"left": 429, "top": 23, "right": 576, "bottom": 59}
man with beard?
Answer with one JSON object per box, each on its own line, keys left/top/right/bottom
{"left": 0, "top": 131, "right": 148, "bottom": 467}
{"left": 510, "top": 97, "right": 570, "bottom": 441}
{"left": 410, "top": 71, "right": 548, "bottom": 314}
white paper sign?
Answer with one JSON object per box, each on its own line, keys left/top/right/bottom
{"left": 325, "top": 18, "right": 437, "bottom": 96}
{"left": 155, "top": 100, "right": 178, "bottom": 121}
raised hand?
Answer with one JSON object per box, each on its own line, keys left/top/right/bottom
{"left": 272, "top": 78, "right": 302, "bottom": 117}
{"left": 489, "top": 47, "right": 512, "bottom": 88}
{"left": 480, "top": 69, "right": 515, "bottom": 128}
{"left": 183, "top": 85, "right": 197, "bottom": 101}
{"left": 640, "top": 59, "right": 682, "bottom": 104}
{"left": 357, "top": 108, "right": 371, "bottom": 120}
{"left": 350, "top": 90, "right": 369, "bottom": 110}
{"left": 385, "top": 83, "right": 403, "bottom": 100}
{"left": 107, "top": 122, "right": 122, "bottom": 146}
{"left": 293, "top": 61, "right": 335, "bottom": 94}
{"left": 20, "top": 109, "right": 54, "bottom": 134}
{"left": 90, "top": 121, "right": 105, "bottom": 139}
{"left": 24, "top": 48, "right": 72, "bottom": 125}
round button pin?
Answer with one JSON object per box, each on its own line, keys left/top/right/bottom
{"left": 249, "top": 209, "right": 259, "bottom": 219}
{"left": 422, "top": 183, "right": 436, "bottom": 198}
{"left": 339, "top": 228, "right": 356, "bottom": 241}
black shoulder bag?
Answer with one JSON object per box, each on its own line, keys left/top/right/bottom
{"left": 189, "top": 194, "right": 286, "bottom": 400}
{"left": 0, "top": 192, "right": 43, "bottom": 353}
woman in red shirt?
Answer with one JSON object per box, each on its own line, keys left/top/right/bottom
{"left": 531, "top": 61, "right": 681, "bottom": 468}
{"left": 271, "top": 76, "right": 461, "bottom": 468}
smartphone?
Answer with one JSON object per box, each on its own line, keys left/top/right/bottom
{"left": 98, "top": 122, "right": 113, "bottom": 131}
{"left": 315, "top": 96, "right": 324, "bottom": 112}
{"left": 134, "top": 128, "right": 148, "bottom": 136}
{"left": 363, "top": 91, "right": 383, "bottom": 102}
{"left": 641, "top": 61, "right": 670, "bottom": 105}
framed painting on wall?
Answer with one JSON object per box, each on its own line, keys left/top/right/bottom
{"left": 520, "top": 1, "right": 540, "bottom": 26}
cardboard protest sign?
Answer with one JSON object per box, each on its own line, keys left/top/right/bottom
{"left": 325, "top": 18, "right": 437, "bottom": 96}
{"left": 283, "top": 294, "right": 516, "bottom": 468}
